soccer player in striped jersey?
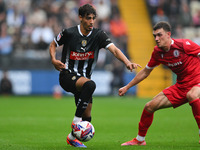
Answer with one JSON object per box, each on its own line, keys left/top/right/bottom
{"left": 49, "top": 4, "right": 141, "bottom": 148}
{"left": 119, "top": 21, "right": 200, "bottom": 146}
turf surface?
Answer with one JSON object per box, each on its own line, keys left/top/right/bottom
{"left": 0, "top": 96, "right": 199, "bottom": 150}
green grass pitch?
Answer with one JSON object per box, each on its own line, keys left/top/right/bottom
{"left": 0, "top": 96, "right": 199, "bottom": 150}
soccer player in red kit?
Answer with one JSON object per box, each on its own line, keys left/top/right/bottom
{"left": 119, "top": 21, "right": 200, "bottom": 145}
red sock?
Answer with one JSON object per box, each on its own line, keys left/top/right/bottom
{"left": 189, "top": 99, "right": 200, "bottom": 129}
{"left": 138, "top": 109, "right": 154, "bottom": 137}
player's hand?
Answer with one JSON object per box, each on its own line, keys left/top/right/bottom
{"left": 126, "top": 62, "right": 142, "bottom": 72}
{"left": 52, "top": 59, "right": 66, "bottom": 71}
{"left": 118, "top": 86, "right": 128, "bottom": 96}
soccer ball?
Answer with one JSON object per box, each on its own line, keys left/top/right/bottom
{"left": 73, "top": 121, "right": 95, "bottom": 142}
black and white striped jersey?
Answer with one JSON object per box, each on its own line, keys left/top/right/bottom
{"left": 54, "top": 25, "right": 112, "bottom": 78}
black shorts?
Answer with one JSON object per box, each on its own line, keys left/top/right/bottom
{"left": 59, "top": 70, "right": 81, "bottom": 94}
{"left": 59, "top": 69, "right": 93, "bottom": 104}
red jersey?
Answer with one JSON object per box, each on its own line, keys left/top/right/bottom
{"left": 147, "top": 39, "right": 200, "bottom": 86}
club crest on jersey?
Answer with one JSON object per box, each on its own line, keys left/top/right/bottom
{"left": 186, "top": 41, "right": 191, "bottom": 45}
{"left": 173, "top": 50, "right": 180, "bottom": 57}
{"left": 72, "top": 76, "right": 76, "bottom": 80}
{"left": 81, "top": 40, "right": 87, "bottom": 47}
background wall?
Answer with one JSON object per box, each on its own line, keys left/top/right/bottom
{"left": 0, "top": 70, "right": 136, "bottom": 95}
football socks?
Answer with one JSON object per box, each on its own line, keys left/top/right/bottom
{"left": 138, "top": 109, "right": 154, "bottom": 137}
{"left": 136, "top": 135, "right": 145, "bottom": 142}
{"left": 82, "top": 116, "right": 92, "bottom": 122}
{"left": 189, "top": 99, "right": 200, "bottom": 129}
{"left": 73, "top": 116, "right": 82, "bottom": 124}
{"left": 75, "top": 80, "right": 96, "bottom": 117}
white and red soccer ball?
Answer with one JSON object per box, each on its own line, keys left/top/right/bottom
{"left": 73, "top": 121, "right": 95, "bottom": 142}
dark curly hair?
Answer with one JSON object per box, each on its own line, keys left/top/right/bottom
{"left": 78, "top": 4, "right": 97, "bottom": 18}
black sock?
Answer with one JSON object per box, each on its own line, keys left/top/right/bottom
{"left": 82, "top": 116, "right": 92, "bottom": 122}
{"left": 75, "top": 81, "right": 96, "bottom": 117}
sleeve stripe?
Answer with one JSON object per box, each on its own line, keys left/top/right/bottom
{"left": 146, "top": 65, "right": 157, "bottom": 69}
{"left": 105, "top": 43, "right": 113, "bottom": 49}
{"left": 54, "top": 38, "right": 59, "bottom": 47}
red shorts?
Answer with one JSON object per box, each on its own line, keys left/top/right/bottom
{"left": 163, "top": 83, "right": 200, "bottom": 108}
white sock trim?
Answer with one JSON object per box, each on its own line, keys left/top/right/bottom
{"left": 68, "top": 132, "right": 76, "bottom": 140}
{"left": 136, "top": 135, "right": 145, "bottom": 141}
{"left": 73, "top": 116, "right": 82, "bottom": 124}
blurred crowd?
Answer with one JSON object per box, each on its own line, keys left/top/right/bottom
{"left": 0, "top": 0, "right": 129, "bottom": 70}
{"left": 146, "top": 0, "right": 200, "bottom": 40}
{"left": 2, "top": 0, "right": 200, "bottom": 70}
{"left": 2, "top": 0, "right": 200, "bottom": 95}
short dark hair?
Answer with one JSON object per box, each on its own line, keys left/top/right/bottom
{"left": 153, "top": 21, "right": 171, "bottom": 32}
{"left": 79, "top": 4, "right": 97, "bottom": 18}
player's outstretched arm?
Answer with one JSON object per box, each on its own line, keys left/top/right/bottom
{"left": 107, "top": 44, "right": 141, "bottom": 71}
{"left": 118, "top": 67, "right": 152, "bottom": 96}
{"left": 49, "top": 41, "right": 66, "bottom": 71}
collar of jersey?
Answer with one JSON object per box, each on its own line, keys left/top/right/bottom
{"left": 171, "top": 39, "right": 174, "bottom": 45}
{"left": 166, "top": 39, "right": 174, "bottom": 52}
{"left": 78, "top": 25, "right": 92, "bottom": 37}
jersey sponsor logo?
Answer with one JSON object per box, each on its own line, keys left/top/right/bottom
{"left": 167, "top": 61, "right": 182, "bottom": 67}
{"left": 70, "top": 51, "right": 94, "bottom": 60}
{"left": 173, "top": 50, "right": 180, "bottom": 57}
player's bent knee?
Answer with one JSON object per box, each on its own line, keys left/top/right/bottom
{"left": 187, "top": 91, "right": 198, "bottom": 101}
{"left": 83, "top": 80, "right": 96, "bottom": 93}
{"left": 144, "top": 101, "right": 157, "bottom": 113}
{"left": 144, "top": 102, "right": 153, "bottom": 112}
{"left": 186, "top": 86, "right": 200, "bottom": 101}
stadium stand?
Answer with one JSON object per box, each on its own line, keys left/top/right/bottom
{"left": 0, "top": 0, "right": 127, "bottom": 71}
{"left": 1, "top": 0, "right": 200, "bottom": 97}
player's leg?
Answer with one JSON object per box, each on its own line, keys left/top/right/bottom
{"left": 74, "top": 77, "right": 96, "bottom": 121}
{"left": 59, "top": 72, "right": 95, "bottom": 147}
{"left": 67, "top": 89, "right": 93, "bottom": 147}
{"left": 187, "top": 85, "right": 200, "bottom": 143}
{"left": 137, "top": 92, "right": 172, "bottom": 137}
{"left": 67, "top": 77, "right": 96, "bottom": 147}
{"left": 66, "top": 91, "right": 87, "bottom": 147}
{"left": 121, "top": 92, "right": 173, "bottom": 146}
{"left": 73, "top": 95, "right": 92, "bottom": 123}
{"left": 82, "top": 102, "right": 92, "bottom": 122}
{"left": 59, "top": 72, "right": 87, "bottom": 147}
